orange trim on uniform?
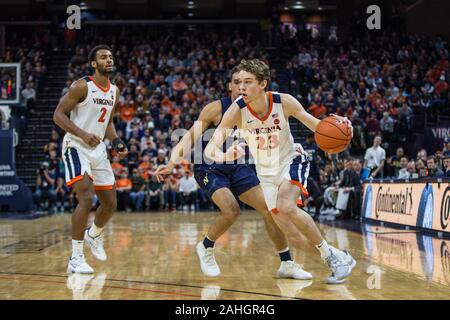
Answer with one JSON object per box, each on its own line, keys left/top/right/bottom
{"left": 94, "top": 185, "right": 114, "bottom": 190}
{"left": 88, "top": 76, "right": 111, "bottom": 93}
{"left": 66, "top": 175, "right": 93, "bottom": 187}
{"left": 271, "top": 208, "right": 279, "bottom": 214}
{"left": 297, "top": 198, "right": 303, "bottom": 207}
{"left": 290, "top": 180, "right": 309, "bottom": 197}
{"left": 246, "top": 92, "right": 273, "bottom": 122}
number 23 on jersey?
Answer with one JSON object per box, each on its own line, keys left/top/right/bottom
{"left": 257, "top": 135, "right": 279, "bottom": 150}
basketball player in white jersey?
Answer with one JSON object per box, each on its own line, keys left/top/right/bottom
{"left": 156, "top": 66, "right": 311, "bottom": 280}
{"left": 205, "top": 59, "right": 356, "bottom": 283}
{"left": 54, "top": 45, "right": 128, "bottom": 273}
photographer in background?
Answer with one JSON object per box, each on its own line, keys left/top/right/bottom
{"left": 55, "top": 176, "right": 70, "bottom": 213}
{"left": 33, "top": 161, "right": 57, "bottom": 213}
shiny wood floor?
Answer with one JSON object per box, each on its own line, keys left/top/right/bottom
{"left": 0, "top": 211, "right": 449, "bottom": 300}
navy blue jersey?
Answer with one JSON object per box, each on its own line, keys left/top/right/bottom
{"left": 193, "top": 96, "right": 240, "bottom": 166}
{"left": 193, "top": 96, "right": 259, "bottom": 199}
{"left": 303, "top": 141, "right": 319, "bottom": 180}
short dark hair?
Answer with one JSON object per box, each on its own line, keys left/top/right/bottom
{"left": 230, "top": 65, "right": 240, "bottom": 79}
{"left": 88, "top": 44, "right": 113, "bottom": 65}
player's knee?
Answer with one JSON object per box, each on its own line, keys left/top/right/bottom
{"left": 102, "top": 197, "right": 117, "bottom": 212}
{"left": 222, "top": 203, "right": 240, "bottom": 222}
{"left": 76, "top": 184, "right": 95, "bottom": 206}
{"left": 277, "top": 201, "right": 297, "bottom": 217}
{"left": 78, "top": 192, "right": 94, "bottom": 206}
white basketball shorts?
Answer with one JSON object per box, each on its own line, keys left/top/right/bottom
{"left": 257, "top": 154, "right": 310, "bottom": 213}
{"left": 62, "top": 137, "right": 115, "bottom": 190}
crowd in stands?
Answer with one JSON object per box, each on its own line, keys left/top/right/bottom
{"left": 277, "top": 30, "right": 450, "bottom": 219}
{"left": 30, "top": 27, "right": 450, "bottom": 219}
{"left": 284, "top": 32, "right": 449, "bottom": 155}
{"left": 38, "top": 29, "right": 267, "bottom": 213}
{"left": 2, "top": 36, "right": 48, "bottom": 106}
{"left": 0, "top": 27, "right": 50, "bottom": 139}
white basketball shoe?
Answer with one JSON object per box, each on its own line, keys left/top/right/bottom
{"left": 84, "top": 229, "right": 107, "bottom": 261}
{"left": 324, "top": 247, "right": 356, "bottom": 284}
{"left": 277, "top": 261, "right": 313, "bottom": 280}
{"left": 67, "top": 254, "right": 94, "bottom": 274}
{"left": 196, "top": 241, "right": 221, "bottom": 277}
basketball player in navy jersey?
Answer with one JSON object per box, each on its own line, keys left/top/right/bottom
{"left": 54, "top": 45, "right": 128, "bottom": 273}
{"left": 205, "top": 59, "right": 356, "bottom": 283}
{"left": 156, "top": 66, "right": 312, "bottom": 279}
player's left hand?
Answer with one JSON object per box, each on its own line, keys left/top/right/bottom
{"left": 330, "top": 114, "right": 353, "bottom": 138}
{"left": 155, "top": 162, "right": 175, "bottom": 182}
{"left": 293, "top": 143, "right": 305, "bottom": 156}
{"left": 117, "top": 147, "right": 128, "bottom": 160}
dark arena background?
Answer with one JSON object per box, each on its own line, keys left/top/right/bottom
{"left": 0, "top": 0, "right": 449, "bottom": 306}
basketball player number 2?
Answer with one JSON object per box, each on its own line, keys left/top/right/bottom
{"left": 98, "top": 107, "right": 107, "bottom": 123}
{"left": 257, "top": 135, "right": 279, "bottom": 150}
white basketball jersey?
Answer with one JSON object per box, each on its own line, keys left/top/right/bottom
{"left": 64, "top": 76, "right": 117, "bottom": 147}
{"left": 237, "top": 92, "right": 297, "bottom": 175}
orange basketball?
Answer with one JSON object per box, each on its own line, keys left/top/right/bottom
{"left": 314, "top": 116, "right": 352, "bottom": 154}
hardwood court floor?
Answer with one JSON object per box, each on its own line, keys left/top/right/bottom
{"left": 0, "top": 211, "right": 449, "bottom": 300}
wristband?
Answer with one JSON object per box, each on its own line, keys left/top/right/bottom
{"left": 112, "top": 137, "right": 126, "bottom": 152}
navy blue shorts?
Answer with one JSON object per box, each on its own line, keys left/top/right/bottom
{"left": 194, "top": 164, "right": 260, "bottom": 199}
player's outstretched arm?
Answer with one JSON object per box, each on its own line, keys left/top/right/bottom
{"left": 106, "top": 87, "right": 128, "bottom": 159}
{"left": 281, "top": 93, "right": 320, "bottom": 132}
{"left": 204, "top": 103, "right": 242, "bottom": 163}
{"left": 281, "top": 93, "right": 353, "bottom": 137}
{"left": 53, "top": 79, "right": 101, "bottom": 148}
{"left": 155, "top": 100, "right": 221, "bottom": 181}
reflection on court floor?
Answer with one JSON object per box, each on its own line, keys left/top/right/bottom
{"left": 0, "top": 212, "right": 449, "bottom": 300}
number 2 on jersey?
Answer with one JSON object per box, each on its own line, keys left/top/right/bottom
{"left": 257, "top": 135, "right": 279, "bottom": 150}
{"left": 98, "top": 107, "right": 107, "bottom": 123}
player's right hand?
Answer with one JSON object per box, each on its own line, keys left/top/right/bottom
{"left": 330, "top": 113, "right": 353, "bottom": 138}
{"left": 155, "top": 162, "right": 174, "bottom": 182}
{"left": 81, "top": 132, "right": 102, "bottom": 148}
{"left": 224, "top": 142, "right": 247, "bottom": 162}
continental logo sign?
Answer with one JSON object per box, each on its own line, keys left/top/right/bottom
{"left": 375, "top": 186, "right": 413, "bottom": 218}
{"left": 363, "top": 181, "right": 450, "bottom": 233}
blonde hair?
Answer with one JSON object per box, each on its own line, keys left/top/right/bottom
{"left": 237, "top": 59, "right": 270, "bottom": 85}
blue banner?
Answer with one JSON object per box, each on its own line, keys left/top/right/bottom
{"left": 0, "top": 129, "right": 33, "bottom": 213}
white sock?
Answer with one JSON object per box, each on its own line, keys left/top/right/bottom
{"left": 88, "top": 223, "right": 104, "bottom": 238}
{"left": 316, "top": 240, "right": 332, "bottom": 259}
{"left": 72, "top": 240, "right": 84, "bottom": 257}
